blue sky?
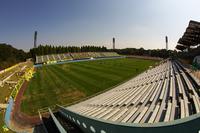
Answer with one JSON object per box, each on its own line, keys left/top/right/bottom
{"left": 0, "top": 0, "right": 200, "bottom": 51}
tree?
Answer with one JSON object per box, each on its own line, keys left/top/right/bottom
{"left": 0, "top": 43, "right": 27, "bottom": 70}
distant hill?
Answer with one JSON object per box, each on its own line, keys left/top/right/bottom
{"left": 0, "top": 43, "right": 27, "bottom": 70}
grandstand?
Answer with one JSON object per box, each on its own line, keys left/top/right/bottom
{"left": 36, "top": 53, "right": 72, "bottom": 64}
{"left": 36, "top": 59, "right": 200, "bottom": 133}
{"left": 35, "top": 52, "right": 119, "bottom": 64}
{"left": 3, "top": 20, "right": 200, "bottom": 133}
{"left": 66, "top": 59, "right": 200, "bottom": 123}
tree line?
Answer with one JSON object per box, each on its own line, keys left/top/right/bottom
{"left": 29, "top": 45, "right": 177, "bottom": 59}
{"left": 29, "top": 45, "right": 108, "bottom": 58}
{"left": 2, "top": 43, "right": 197, "bottom": 70}
{"left": 0, "top": 43, "right": 27, "bottom": 70}
{"left": 114, "top": 48, "right": 175, "bottom": 59}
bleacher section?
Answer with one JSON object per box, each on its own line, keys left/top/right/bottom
{"left": 35, "top": 52, "right": 119, "bottom": 64}
{"left": 66, "top": 59, "right": 200, "bottom": 124}
{"left": 70, "top": 52, "right": 91, "bottom": 60}
{"left": 36, "top": 53, "right": 73, "bottom": 64}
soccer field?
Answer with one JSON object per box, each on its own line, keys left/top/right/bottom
{"left": 21, "top": 58, "right": 157, "bottom": 115}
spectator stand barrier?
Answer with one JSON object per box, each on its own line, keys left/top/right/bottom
{"left": 57, "top": 105, "right": 200, "bottom": 133}
{"left": 4, "top": 98, "right": 13, "bottom": 129}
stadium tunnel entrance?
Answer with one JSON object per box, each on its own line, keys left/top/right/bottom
{"left": 36, "top": 110, "right": 84, "bottom": 133}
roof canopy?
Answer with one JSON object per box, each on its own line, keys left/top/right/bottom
{"left": 176, "top": 44, "right": 187, "bottom": 51}
{"left": 176, "top": 20, "right": 200, "bottom": 50}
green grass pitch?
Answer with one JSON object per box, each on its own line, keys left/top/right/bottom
{"left": 21, "top": 58, "right": 157, "bottom": 115}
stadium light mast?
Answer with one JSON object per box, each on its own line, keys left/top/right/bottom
{"left": 34, "top": 31, "right": 37, "bottom": 48}
{"left": 113, "top": 37, "right": 115, "bottom": 50}
{"left": 165, "top": 36, "right": 168, "bottom": 50}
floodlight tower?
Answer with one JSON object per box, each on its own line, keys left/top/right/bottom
{"left": 34, "top": 31, "right": 37, "bottom": 48}
{"left": 165, "top": 36, "right": 168, "bottom": 50}
{"left": 113, "top": 37, "right": 115, "bottom": 50}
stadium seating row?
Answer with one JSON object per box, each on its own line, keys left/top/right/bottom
{"left": 67, "top": 59, "right": 200, "bottom": 124}
{"left": 36, "top": 53, "right": 72, "bottom": 64}
{"left": 35, "top": 52, "right": 119, "bottom": 64}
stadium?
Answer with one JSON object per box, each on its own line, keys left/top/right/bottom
{"left": 1, "top": 1, "right": 200, "bottom": 133}
{"left": 0, "top": 20, "right": 199, "bottom": 133}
